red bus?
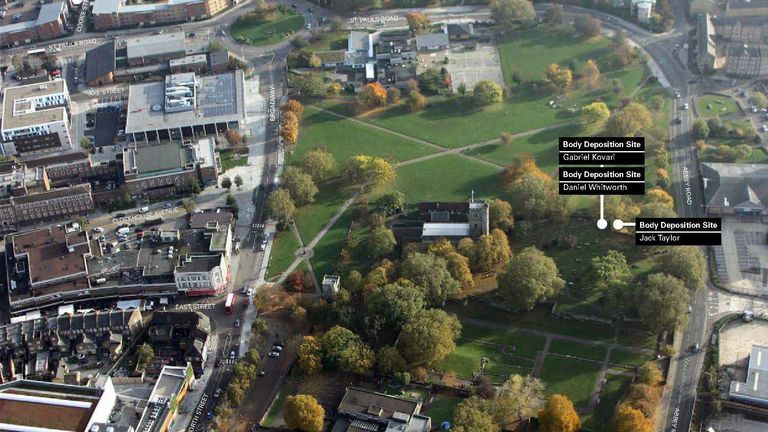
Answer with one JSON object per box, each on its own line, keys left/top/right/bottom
{"left": 224, "top": 293, "right": 235, "bottom": 314}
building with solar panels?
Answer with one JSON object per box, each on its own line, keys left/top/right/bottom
{"left": 124, "top": 70, "right": 247, "bottom": 143}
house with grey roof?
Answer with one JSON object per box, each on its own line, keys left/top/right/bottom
{"left": 416, "top": 31, "right": 450, "bottom": 51}
{"left": 332, "top": 387, "right": 432, "bottom": 432}
{"left": 701, "top": 162, "right": 768, "bottom": 215}
{"left": 729, "top": 345, "right": 768, "bottom": 407}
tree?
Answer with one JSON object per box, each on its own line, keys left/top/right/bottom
{"left": 507, "top": 173, "right": 556, "bottom": 220}
{"left": 357, "top": 82, "right": 388, "bottom": 109}
{"left": 319, "top": 326, "right": 374, "bottom": 374}
{"left": 366, "top": 283, "right": 425, "bottom": 343}
{"left": 220, "top": 176, "right": 232, "bottom": 190}
{"left": 473, "top": 229, "right": 512, "bottom": 272}
{"left": 224, "top": 129, "right": 243, "bottom": 146}
{"left": 588, "top": 250, "right": 632, "bottom": 300}
{"left": 636, "top": 273, "right": 690, "bottom": 332}
{"left": 545, "top": 63, "right": 572, "bottom": 93}
{"left": 502, "top": 157, "right": 550, "bottom": 184}
{"left": 387, "top": 87, "right": 401, "bottom": 104}
{"left": 579, "top": 59, "right": 601, "bottom": 88}
{"left": 397, "top": 309, "right": 461, "bottom": 367}
{"left": 234, "top": 175, "right": 244, "bottom": 189}
{"left": 640, "top": 201, "right": 677, "bottom": 218}
{"left": 473, "top": 80, "right": 504, "bottom": 105}
{"left": 692, "top": 119, "right": 710, "bottom": 139}
{"left": 406, "top": 91, "right": 428, "bottom": 112}
{"left": 581, "top": 101, "right": 611, "bottom": 133}
{"left": 751, "top": 92, "right": 768, "bottom": 109}
{"left": 136, "top": 343, "right": 154, "bottom": 371}
{"left": 343, "top": 155, "right": 396, "bottom": 187}
{"left": 498, "top": 246, "right": 564, "bottom": 311}
{"left": 457, "top": 82, "right": 467, "bottom": 96}
{"left": 401, "top": 252, "right": 461, "bottom": 306}
{"left": 281, "top": 99, "right": 305, "bottom": 116}
{"left": 405, "top": 12, "right": 431, "bottom": 33}
{"left": 284, "top": 394, "right": 324, "bottom": 432}
{"left": 283, "top": 166, "right": 318, "bottom": 205}
{"left": 452, "top": 397, "right": 500, "bottom": 432}
{"left": 495, "top": 374, "right": 546, "bottom": 427}
{"left": 281, "top": 110, "right": 300, "bottom": 145}
{"left": 607, "top": 102, "right": 652, "bottom": 136}
{"left": 376, "top": 345, "right": 407, "bottom": 375}
{"left": 488, "top": 198, "right": 514, "bottom": 231}
{"left": 645, "top": 187, "right": 674, "bottom": 208}
{"left": 302, "top": 147, "right": 336, "bottom": 182}
{"left": 428, "top": 240, "right": 475, "bottom": 292}
{"left": 292, "top": 72, "right": 326, "bottom": 97}
{"left": 538, "top": 394, "right": 581, "bottom": 432}
{"left": 490, "top": 0, "right": 535, "bottom": 28}
{"left": 654, "top": 246, "right": 706, "bottom": 291}
{"left": 327, "top": 81, "right": 343, "bottom": 95}
{"left": 613, "top": 403, "right": 652, "bottom": 432}
{"left": 268, "top": 188, "right": 295, "bottom": 222}
{"left": 367, "top": 226, "right": 396, "bottom": 258}
{"left": 418, "top": 68, "right": 449, "bottom": 95}
{"left": 298, "top": 336, "right": 322, "bottom": 374}
{"left": 376, "top": 191, "right": 406, "bottom": 215}
{"left": 638, "top": 361, "right": 663, "bottom": 386}
{"left": 574, "top": 15, "right": 601, "bottom": 38}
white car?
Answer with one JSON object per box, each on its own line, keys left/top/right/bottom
{"left": 682, "top": 103, "right": 689, "bottom": 110}
{"left": 268, "top": 351, "right": 280, "bottom": 358}
{"left": 93, "top": 227, "right": 104, "bottom": 233}
{"left": 139, "top": 206, "right": 150, "bottom": 214}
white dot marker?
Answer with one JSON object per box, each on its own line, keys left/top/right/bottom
{"left": 597, "top": 219, "right": 608, "bottom": 230}
{"left": 613, "top": 219, "right": 624, "bottom": 230}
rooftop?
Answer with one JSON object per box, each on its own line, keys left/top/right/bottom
{"left": 728, "top": 0, "right": 768, "bottom": 10}
{"left": 0, "top": 1, "right": 65, "bottom": 36}
{"left": 701, "top": 162, "right": 768, "bottom": 209}
{"left": 0, "top": 378, "right": 109, "bottom": 432}
{"left": 170, "top": 54, "right": 208, "bottom": 67}
{"left": 422, "top": 222, "right": 471, "bottom": 238}
{"left": 415, "top": 32, "right": 450, "bottom": 49}
{"left": 337, "top": 387, "right": 430, "bottom": 432}
{"left": 1, "top": 79, "right": 68, "bottom": 132}
{"left": 125, "top": 70, "right": 246, "bottom": 134}
{"left": 730, "top": 345, "right": 768, "bottom": 405}
{"left": 85, "top": 42, "right": 116, "bottom": 83}
{"left": 126, "top": 32, "right": 186, "bottom": 60}
{"left": 176, "top": 254, "right": 222, "bottom": 273}
{"left": 92, "top": 0, "right": 210, "bottom": 15}
{"left": 10, "top": 225, "right": 91, "bottom": 288}
{"left": 129, "top": 142, "right": 192, "bottom": 177}
{"left": 188, "top": 210, "right": 234, "bottom": 229}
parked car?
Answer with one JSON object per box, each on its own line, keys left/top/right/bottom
{"left": 268, "top": 351, "right": 280, "bottom": 358}
{"left": 234, "top": 319, "right": 240, "bottom": 328}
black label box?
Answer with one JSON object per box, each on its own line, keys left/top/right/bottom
{"left": 558, "top": 167, "right": 645, "bottom": 195}
{"left": 559, "top": 137, "right": 645, "bottom": 166}
{"left": 635, "top": 218, "right": 722, "bottom": 246}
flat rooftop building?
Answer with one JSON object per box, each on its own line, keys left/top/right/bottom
{"left": 125, "top": 70, "right": 246, "bottom": 143}
{"left": 137, "top": 364, "right": 193, "bottom": 432}
{"left": 730, "top": 345, "right": 768, "bottom": 407}
{"left": 0, "top": 377, "right": 116, "bottom": 432}
{"left": 701, "top": 162, "right": 768, "bottom": 215}
{"left": 1, "top": 79, "right": 72, "bottom": 156}
{"left": 92, "top": 0, "right": 230, "bottom": 31}
{"left": 125, "top": 32, "right": 187, "bottom": 66}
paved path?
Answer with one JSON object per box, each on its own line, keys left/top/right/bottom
{"left": 533, "top": 336, "right": 553, "bottom": 377}
{"left": 586, "top": 346, "right": 614, "bottom": 414}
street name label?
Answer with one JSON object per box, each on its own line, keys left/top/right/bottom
{"left": 558, "top": 167, "right": 645, "bottom": 195}
{"left": 635, "top": 217, "right": 722, "bottom": 246}
{"left": 559, "top": 137, "right": 645, "bottom": 165}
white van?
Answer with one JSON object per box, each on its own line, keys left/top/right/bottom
{"left": 139, "top": 206, "right": 150, "bottom": 214}
{"left": 117, "top": 227, "right": 131, "bottom": 235}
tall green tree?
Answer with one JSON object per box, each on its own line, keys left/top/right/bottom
{"left": 473, "top": 80, "right": 504, "bottom": 105}
{"left": 302, "top": 148, "right": 336, "bottom": 182}
{"left": 397, "top": 309, "right": 461, "bottom": 367}
{"left": 588, "top": 250, "right": 632, "bottom": 307}
{"left": 488, "top": 198, "right": 514, "bottom": 231}
{"left": 401, "top": 252, "right": 461, "bottom": 306}
{"left": 319, "top": 326, "right": 374, "bottom": 374}
{"left": 654, "top": 246, "right": 706, "bottom": 291}
{"left": 284, "top": 394, "right": 325, "bottom": 432}
{"left": 283, "top": 166, "right": 319, "bottom": 205}
{"left": 495, "top": 374, "right": 546, "bottom": 427}
{"left": 367, "top": 226, "right": 396, "bottom": 259}
{"left": 490, "top": 0, "right": 535, "bottom": 27}
{"left": 453, "top": 397, "right": 500, "bottom": 432}
{"left": 365, "top": 282, "right": 426, "bottom": 344}
{"left": 635, "top": 273, "right": 690, "bottom": 332}
{"left": 498, "top": 246, "right": 564, "bottom": 311}
{"left": 268, "top": 188, "right": 295, "bottom": 222}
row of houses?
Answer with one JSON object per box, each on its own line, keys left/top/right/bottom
{"left": 0, "top": 2, "right": 71, "bottom": 48}
{"left": 696, "top": 12, "right": 768, "bottom": 77}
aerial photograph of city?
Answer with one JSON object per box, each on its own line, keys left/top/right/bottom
{"left": 1, "top": 0, "right": 768, "bottom": 431}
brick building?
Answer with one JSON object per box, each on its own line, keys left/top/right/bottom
{"left": 0, "top": 2, "right": 70, "bottom": 48}
{"left": 91, "top": 0, "right": 229, "bottom": 31}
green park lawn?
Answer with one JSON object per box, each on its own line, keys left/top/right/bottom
{"left": 582, "top": 374, "right": 633, "bottom": 430}
{"left": 292, "top": 178, "right": 351, "bottom": 243}
{"left": 291, "top": 107, "right": 437, "bottom": 164}
{"left": 393, "top": 154, "right": 501, "bottom": 202}
{"left": 540, "top": 356, "right": 603, "bottom": 408}
{"left": 696, "top": 94, "right": 740, "bottom": 119}
{"left": 549, "top": 339, "right": 607, "bottom": 362}
{"left": 310, "top": 210, "right": 354, "bottom": 279}
{"left": 424, "top": 397, "right": 461, "bottom": 426}
{"left": 230, "top": 10, "right": 305, "bottom": 46}
{"left": 609, "top": 348, "right": 654, "bottom": 367}
{"left": 438, "top": 340, "right": 534, "bottom": 380}
{"left": 308, "top": 31, "right": 348, "bottom": 51}
{"left": 460, "top": 323, "right": 546, "bottom": 359}
{"left": 266, "top": 230, "right": 300, "bottom": 279}
{"left": 462, "top": 124, "right": 582, "bottom": 174}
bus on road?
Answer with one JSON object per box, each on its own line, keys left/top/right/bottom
{"left": 27, "top": 48, "right": 46, "bottom": 56}
{"left": 224, "top": 293, "right": 235, "bottom": 314}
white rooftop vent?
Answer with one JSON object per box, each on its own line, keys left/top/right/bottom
{"left": 151, "top": 104, "right": 163, "bottom": 112}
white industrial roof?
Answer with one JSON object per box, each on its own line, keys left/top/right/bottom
{"left": 422, "top": 222, "right": 470, "bottom": 238}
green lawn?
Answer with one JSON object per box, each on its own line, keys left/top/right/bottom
{"left": 460, "top": 323, "right": 546, "bottom": 359}
{"left": 291, "top": 107, "right": 437, "bottom": 164}
{"left": 292, "top": 178, "right": 351, "bottom": 242}
{"left": 310, "top": 210, "right": 354, "bottom": 279}
{"left": 582, "top": 374, "right": 633, "bottom": 430}
{"left": 219, "top": 149, "right": 248, "bottom": 172}
{"left": 394, "top": 154, "right": 502, "bottom": 202}
{"left": 462, "top": 124, "right": 581, "bottom": 174}
{"left": 609, "top": 348, "right": 654, "bottom": 367}
{"left": 261, "top": 388, "right": 289, "bottom": 427}
{"left": 266, "top": 230, "right": 300, "bottom": 279}
{"left": 309, "top": 31, "right": 348, "bottom": 51}
{"left": 230, "top": 11, "right": 305, "bottom": 46}
{"left": 696, "top": 94, "right": 740, "bottom": 119}
{"left": 438, "top": 340, "right": 534, "bottom": 380}
{"left": 549, "top": 339, "right": 607, "bottom": 362}
{"left": 424, "top": 397, "right": 461, "bottom": 425}
{"left": 745, "top": 147, "right": 768, "bottom": 163}
{"left": 540, "top": 356, "right": 602, "bottom": 408}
